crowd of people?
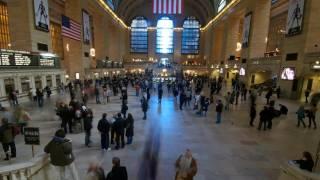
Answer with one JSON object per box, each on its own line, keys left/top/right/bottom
{"left": 0, "top": 70, "right": 318, "bottom": 179}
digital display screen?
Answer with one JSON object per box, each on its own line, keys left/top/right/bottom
{"left": 0, "top": 49, "right": 56, "bottom": 67}
{"left": 281, "top": 67, "right": 295, "bottom": 80}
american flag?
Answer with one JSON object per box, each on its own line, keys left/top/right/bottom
{"left": 62, "top": 15, "right": 81, "bottom": 41}
{"left": 153, "top": 0, "right": 184, "bottom": 14}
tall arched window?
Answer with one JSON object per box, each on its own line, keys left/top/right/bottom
{"left": 182, "top": 17, "right": 200, "bottom": 54}
{"left": 131, "top": 17, "right": 148, "bottom": 53}
{"left": 156, "top": 17, "right": 174, "bottom": 54}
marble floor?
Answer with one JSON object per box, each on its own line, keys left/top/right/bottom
{"left": 0, "top": 87, "right": 319, "bottom": 180}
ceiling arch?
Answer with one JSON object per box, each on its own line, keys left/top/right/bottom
{"left": 115, "top": 0, "right": 220, "bottom": 26}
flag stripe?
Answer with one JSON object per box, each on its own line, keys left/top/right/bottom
{"left": 153, "top": 0, "right": 183, "bottom": 14}
{"left": 168, "top": 0, "right": 172, "bottom": 14}
{"left": 178, "top": 0, "right": 182, "bottom": 14}
{"left": 62, "top": 15, "right": 81, "bottom": 41}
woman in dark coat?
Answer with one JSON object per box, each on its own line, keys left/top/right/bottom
{"left": 294, "top": 151, "right": 314, "bottom": 172}
{"left": 125, "top": 113, "right": 134, "bottom": 144}
{"left": 83, "top": 109, "right": 93, "bottom": 147}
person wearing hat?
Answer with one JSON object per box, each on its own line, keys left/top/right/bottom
{"left": 44, "top": 129, "right": 79, "bottom": 180}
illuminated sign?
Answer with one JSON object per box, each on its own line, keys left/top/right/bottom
{"left": 0, "top": 49, "right": 57, "bottom": 67}
{"left": 239, "top": 68, "right": 246, "bottom": 76}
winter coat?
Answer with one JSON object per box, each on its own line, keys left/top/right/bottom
{"left": 296, "top": 107, "right": 305, "bottom": 119}
{"left": 97, "top": 118, "right": 110, "bottom": 134}
{"left": 44, "top": 137, "right": 75, "bottom": 166}
{"left": 113, "top": 118, "right": 125, "bottom": 134}
{"left": 0, "top": 124, "right": 14, "bottom": 144}
{"left": 250, "top": 106, "right": 256, "bottom": 118}
{"left": 175, "top": 156, "right": 197, "bottom": 180}
{"left": 125, "top": 117, "right": 134, "bottom": 137}
{"left": 216, "top": 103, "right": 223, "bottom": 113}
{"left": 83, "top": 116, "right": 93, "bottom": 131}
{"left": 106, "top": 166, "right": 128, "bottom": 180}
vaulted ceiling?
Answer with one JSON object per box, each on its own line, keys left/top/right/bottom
{"left": 114, "top": 0, "right": 225, "bottom": 26}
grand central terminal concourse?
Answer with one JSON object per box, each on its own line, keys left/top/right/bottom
{"left": 0, "top": 0, "right": 320, "bottom": 179}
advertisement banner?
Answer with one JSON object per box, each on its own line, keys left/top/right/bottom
{"left": 286, "top": 0, "right": 305, "bottom": 36}
{"left": 33, "top": 0, "right": 50, "bottom": 32}
{"left": 82, "top": 11, "right": 91, "bottom": 44}
{"left": 242, "top": 12, "right": 252, "bottom": 48}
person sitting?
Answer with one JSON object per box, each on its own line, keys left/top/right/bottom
{"left": 106, "top": 157, "right": 128, "bottom": 180}
{"left": 293, "top": 151, "right": 314, "bottom": 172}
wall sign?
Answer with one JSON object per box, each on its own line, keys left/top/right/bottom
{"left": 286, "top": 0, "right": 305, "bottom": 36}
{"left": 24, "top": 127, "right": 40, "bottom": 145}
{"left": 82, "top": 10, "right": 92, "bottom": 44}
{"left": 33, "top": 0, "right": 50, "bottom": 32}
{"left": 242, "top": 12, "right": 252, "bottom": 48}
{"left": 0, "top": 49, "right": 57, "bottom": 67}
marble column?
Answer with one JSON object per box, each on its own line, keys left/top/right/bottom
{"left": 51, "top": 74, "right": 57, "bottom": 88}
{"left": 0, "top": 79, "right": 5, "bottom": 97}
{"left": 29, "top": 76, "right": 35, "bottom": 90}
{"left": 14, "top": 77, "right": 22, "bottom": 93}
{"left": 41, "top": 76, "right": 47, "bottom": 89}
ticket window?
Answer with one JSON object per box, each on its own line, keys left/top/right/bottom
{"left": 56, "top": 75, "right": 61, "bottom": 86}
{"left": 35, "top": 76, "right": 42, "bottom": 89}
{"left": 21, "top": 77, "right": 30, "bottom": 93}
{"left": 4, "top": 78, "right": 15, "bottom": 95}
{"left": 46, "top": 76, "right": 52, "bottom": 87}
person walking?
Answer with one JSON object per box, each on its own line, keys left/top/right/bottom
{"left": 258, "top": 106, "right": 269, "bottom": 131}
{"left": 276, "top": 86, "right": 281, "bottom": 99}
{"left": 215, "top": 100, "right": 223, "bottom": 124}
{"left": 158, "top": 88, "right": 163, "bottom": 104}
{"left": 44, "top": 129, "right": 79, "bottom": 180}
{"left": 106, "top": 157, "right": 128, "bottom": 180}
{"left": 224, "top": 92, "right": 231, "bottom": 111}
{"left": 175, "top": 149, "right": 198, "bottom": 180}
{"left": 308, "top": 104, "right": 317, "bottom": 129}
{"left": 113, "top": 113, "right": 125, "bottom": 150}
{"left": 97, "top": 113, "right": 111, "bottom": 151}
{"left": 83, "top": 109, "right": 93, "bottom": 147}
{"left": 0, "top": 118, "right": 16, "bottom": 160}
{"left": 95, "top": 86, "right": 101, "bottom": 104}
{"left": 179, "top": 91, "right": 186, "bottom": 110}
{"left": 296, "top": 105, "right": 306, "bottom": 128}
{"left": 121, "top": 103, "right": 128, "bottom": 118}
{"left": 36, "top": 88, "right": 44, "bottom": 107}
{"left": 265, "top": 89, "right": 272, "bottom": 105}
{"left": 250, "top": 104, "right": 257, "bottom": 127}
{"left": 125, "top": 113, "right": 134, "bottom": 145}
{"left": 305, "top": 90, "right": 310, "bottom": 103}
{"left": 141, "top": 97, "right": 148, "bottom": 120}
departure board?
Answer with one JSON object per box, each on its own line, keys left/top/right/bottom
{"left": 0, "top": 49, "right": 57, "bottom": 67}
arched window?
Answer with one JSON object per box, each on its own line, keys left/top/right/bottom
{"left": 217, "top": 0, "right": 227, "bottom": 12}
{"left": 131, "top": 17, "right": 148, "bottom": 53}
{"left": 181, "top": 17, "right": 200, "bottom": 54}
{"left": 156, "top": 17, "right": 174, "bottom": 54}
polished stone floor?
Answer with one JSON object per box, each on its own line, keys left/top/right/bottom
{"left": 0, "top": 86, "right": 319, "bottom": 180}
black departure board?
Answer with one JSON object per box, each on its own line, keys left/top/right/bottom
{"left": 0, "top": 49, "right": 58, "bottom": 67}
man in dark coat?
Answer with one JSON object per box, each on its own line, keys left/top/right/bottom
{"left": 141, "top": 97, "right": 148, "bottom": 120}
{"left": 44, "top": 129, "right": 79, "bottom": 180}
{"left": 250, "top": 104, "right": 257, "bottom": 127}
{"left": 125, "top": 113, "right": 134, "bottom": 144}
{"left": 97, "top": 113, "right": 110, "bottom": 151}
{"left": 0, "top": 118, "right": 16, "bottom": 160}
{"left": 113, "top": 113, "right": 125, "bottom": 150}
{"left": 106, "top": 157, "right": 128, "bottom": 180}
{"left": 258, "top": 106, "right": 269, "bottom": 131}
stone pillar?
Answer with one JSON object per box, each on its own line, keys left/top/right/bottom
{"left": 224, "top": 17, "right": 241, "bottom": 61}
{"left": 51, "top": 74, "right": 57, "bottom": 88}
{"left": 174, "top": 30, "right": 182, "bottom": 64}
{"left": 29, "top": 76, "right": 36, "bottom": 90}
{"left": 0, "top": 79, "right": 5, "bottom": 97}
{"left": 14, "top": 77, "right": 22, "bottom": 94}
{"left": 41, "top": 76, "right": 47, "bottom": 89}
{"left": 241, "top": 0, "right": 271, "bottom": 59}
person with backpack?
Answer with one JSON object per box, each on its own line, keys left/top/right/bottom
{"left": 97, "top": 113, "right": 111, "bottom": 151}
{"left": 44, "top": 129, "right": 79, "bottom": 180}
{"left": 106, "top": 157, "right": 128, "bottom": 180}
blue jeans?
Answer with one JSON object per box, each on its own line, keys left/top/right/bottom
{"left": 100, "top": 134, "right": 109, "bottom": 150}
{"left": 127, "top": 136, "right": 133, "bottom": 144}
{"left": 216, "top": 112, "right": 222, "bottom": 123}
